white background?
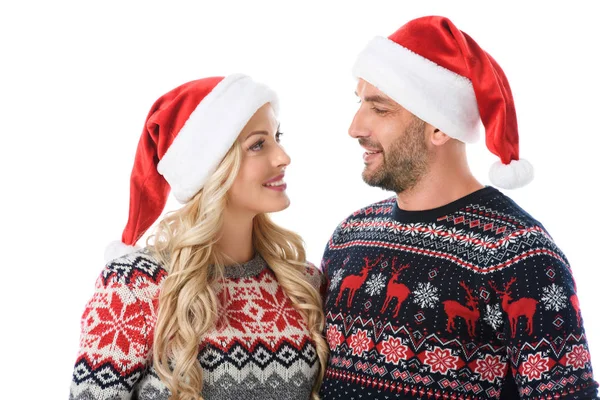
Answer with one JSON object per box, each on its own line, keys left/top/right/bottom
{"left": 1, "top": 1, "right": 598, "bottom": 397}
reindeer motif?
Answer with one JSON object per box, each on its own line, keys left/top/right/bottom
{"left": 570, "top": 294, "right": 582, "bottom": 327}
{"left": 335, "top": 254, "right": 384, "bottom": 308}
{"left": 442, "top": 281, "right": 480, "bottom": 337}
{"left": 380, "top": 257, "right": 411, "bottom": 318}
{"left": 489, "top": 277, "right": 538, "bottom": 337}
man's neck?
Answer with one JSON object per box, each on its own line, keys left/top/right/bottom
{"left": 396, "top": 169, "right": 484, "bottom": 212}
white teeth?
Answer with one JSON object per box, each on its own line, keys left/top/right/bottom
{"left": 265, "top": 179, "right": 285, "bottom": 187}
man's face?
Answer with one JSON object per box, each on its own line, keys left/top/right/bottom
{"left": 349, "top": 79, "right": 430, "bottom": 193}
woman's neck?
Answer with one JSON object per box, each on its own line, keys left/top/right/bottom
{"left": 218, "top": 208, "right": 255, "bottom": 264}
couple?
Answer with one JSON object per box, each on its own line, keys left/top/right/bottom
{"left": 69, "top": 16, "right": 598, "bottom": 400}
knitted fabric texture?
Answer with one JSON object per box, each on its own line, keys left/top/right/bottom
{"left": 320, "top": 187, "right": 597, "bottom": 400}
{"left": 70, "top": 249, "right": 321, "bottom": 400}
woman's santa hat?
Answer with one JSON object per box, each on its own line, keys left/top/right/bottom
{"left": 352, "top": 16, "right": 533, "bottom": 189}
{"left": 105, "top": 74, "right": 279, "bottom": 262}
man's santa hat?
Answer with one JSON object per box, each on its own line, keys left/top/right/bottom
{"left": 352, "top": 16, "right": 533, "bottom": 189}
{"left": 105, "top": 74, "right": 279, "bottom": 262}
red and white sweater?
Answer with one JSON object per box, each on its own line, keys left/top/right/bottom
{"left": 69, "top": 249, "right": 322, "bottom": 400}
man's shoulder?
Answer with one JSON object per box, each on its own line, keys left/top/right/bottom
{"left": 324, "top": 197, "right": 396, "bottom": 251}
{"left": 483, "top": 189, "right": 563, "bottom": 257}
{"left": 489, "top": 189, "right": 550, "bottom": 233}
{"left": 342, "top": 196, "right": 397, "bottom": 222}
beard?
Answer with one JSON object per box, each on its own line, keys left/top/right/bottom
{"left": 361, "top": 117, "right": 429, "bottom": 193}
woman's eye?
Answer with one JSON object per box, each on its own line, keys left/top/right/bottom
{"left": 275, "top": 131, "right": 284, "bottom": 142}
{"left": 250, "top": 140, "right": 265, "bottom": 151}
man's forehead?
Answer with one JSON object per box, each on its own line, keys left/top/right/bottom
{"left": 356, "top": 79, "right": 397, "bottom": 105}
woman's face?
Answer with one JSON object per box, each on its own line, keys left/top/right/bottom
{"left": 227, "top": 103, "right": 291, "bottom": 216}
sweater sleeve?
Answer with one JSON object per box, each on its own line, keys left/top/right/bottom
{"left": 489, "top": 233, "right": 598, "bottom": 399}
{"left": 69, "top": 266, "right": 155, "bottom": 400}
{"left": 305, "top": 261, "right": 327, "bottom": 301}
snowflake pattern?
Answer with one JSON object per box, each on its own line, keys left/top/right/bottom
{"left": 521, "top": 353, "right": 550, "bottom": 382}
{"left": 349, "top": 329, "right": 373, "bottom": 357}
{"left": 379, "top": 336, "right": 409, "bottom": 365}
{"left": 566, "top": 344, "right": 590, "bottom": 370}
{"left": 474, "top": 236, "right": 495, "bottom": 253}
{"left": 423, "top": 347, "right": 459, "bottom": 375}
{"left": 463, "top": 231, "right": 481, "bottom": 248}
{"left": 412, "top": 282, "right": 439, "bottom": 308}
{"left": 422, "top": 223, "right": 442, "bottom": 239}
{"left": 326, "top": 324, "right": 344, "bottom": 351}
{"left": 541, "top": 283, "right": 567, "bottom": 311}
{"left": 441, "top": 227, "right": 465, "bottom": 243}
{"left": 404, "top": 223, "right": 424, "bottom": 236}
{"left": 500, "top": 233, "right": 520, "bottom": 248}
{"left": 86, "top": 290, "right": 146, "bottom": 355}
{"left": 474, "top": 355, "right": 506, "bottom": 383}
{"left": 253, "top": 286, "right": 304, "bottom": 331}
{"left": 329, "top": 269, "right": 344, "bottom": 290}
{"left": 365, "top": 273, "right": 387, "bottom": 296}
{"left": 483, "top": 304, "right": 503, "bottom": 330}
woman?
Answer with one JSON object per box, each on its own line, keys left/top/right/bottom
{"left": 69, "top": 74, "right": 328, "bottom": 400}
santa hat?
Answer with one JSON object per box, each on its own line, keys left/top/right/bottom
{"left": 104, "top": 73, "right": 279, "bottom": 262}
{"left": 352, "top": 16, "right": 533, "bottom": 189}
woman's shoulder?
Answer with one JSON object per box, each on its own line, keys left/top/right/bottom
{"left": 101, "top": 247, "right": 168, "bottom": 297}
{"left": 302, "top": 261, "right": 325, "bottom": 290}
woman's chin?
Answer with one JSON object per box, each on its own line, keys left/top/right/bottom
{"left": 262, "top": 196, "right": 291, "bottom": 214}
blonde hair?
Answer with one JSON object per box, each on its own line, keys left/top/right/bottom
{"left": 149, "top": 141, "right": 328, "bottom": 400}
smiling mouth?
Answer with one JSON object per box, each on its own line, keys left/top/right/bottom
{"left": 363, "top": 149, "right": 383, "bottom": 159}
{"left": 263, "top": 179, "right": 285, "bottom": 187}
{"left": 263, "top": 181, "right": 287, "bottom": 192}
{"left": 262, "top": 174, "right": 287, "bottom": 191}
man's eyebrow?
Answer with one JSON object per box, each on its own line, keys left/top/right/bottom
{"left": 355, "top": 92, "right": 395, "bottom": 106}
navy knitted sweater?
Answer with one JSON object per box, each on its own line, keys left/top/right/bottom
{"left": 320, "top": 186, "right": 598, "bottom": 399}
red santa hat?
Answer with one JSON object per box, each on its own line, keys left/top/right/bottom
{"left": 352, "top": 16, "right": 533, "bottom": 189}
{"left": 105, "top": 74, "right": 279, "bottom": 262}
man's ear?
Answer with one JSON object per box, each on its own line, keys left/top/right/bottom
{"left": 429, "top": 127, "right": 452, "bottom": 146}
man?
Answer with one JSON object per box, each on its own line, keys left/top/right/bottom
{"left": 320, "top": 16, "right": 598, "bottom": 399}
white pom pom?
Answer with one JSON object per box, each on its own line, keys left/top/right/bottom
{"left": 104, "top": 240, "right": 139, "bottom": 263}
{"left": 489, "top": 158, "right": 534, "bottom": 189}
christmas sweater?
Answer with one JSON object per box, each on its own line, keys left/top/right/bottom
{"left": 69, "top": 249, "right": 321, "bottom": 400}
{"left": 319, "top": 186, "right": 598, "bottom": 400}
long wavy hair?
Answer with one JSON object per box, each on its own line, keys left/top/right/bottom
{"left": 149, "top": 140, "right": 328, "bottom": 400}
